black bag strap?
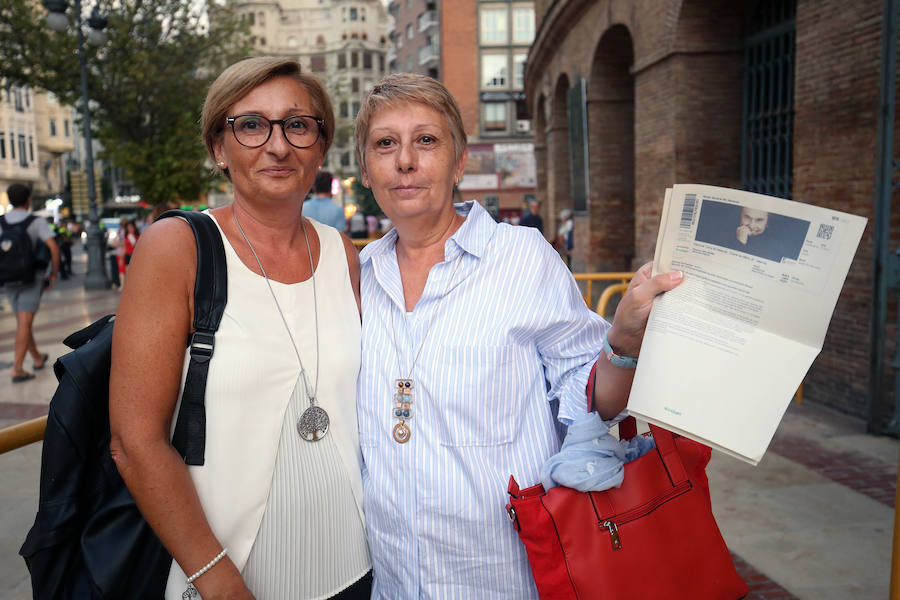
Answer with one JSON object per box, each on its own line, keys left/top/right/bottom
{"left": 154, "top": 210, "right": 227, "bottom": 466}
{"left": 0, "top": 214, "right": 36, "bottom": 231}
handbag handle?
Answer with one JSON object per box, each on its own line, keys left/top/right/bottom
{"left": 619, "top": 416, "right": 688, "bottom": 486}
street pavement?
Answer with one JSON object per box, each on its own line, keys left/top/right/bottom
{"left": 0, "top": 243, "right": 896, "bottom": 599}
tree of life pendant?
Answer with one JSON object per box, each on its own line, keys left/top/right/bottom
{"left": 182, "top": 583, "right": 198, "bottom": 599}
{"left": 297, "top": 405, "right": 330, "bottom": 441}
{"left": 392, "top": 378, "right": 414, "bottom": 443}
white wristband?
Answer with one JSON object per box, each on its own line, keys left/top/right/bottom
{"left": 186, "top": 547, "right": 228, "bottom": 584}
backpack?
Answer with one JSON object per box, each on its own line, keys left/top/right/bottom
{"left": 0, "top": 214, "right": 51, "bottom": 285}
{"left": 18, "top": 210, "right": 227, "bottom": 599}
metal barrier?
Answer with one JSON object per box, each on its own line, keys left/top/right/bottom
{"left": 0, "top": 269, "right": 807, "bottom": 455}
{"left": 595, "top": 282, "right": 630, "bottom": 318}
{"left": 572, "top": 272, "right": 634, "bottom": 308}
{"left": 0, "top": 416, "right": 48, "bottom": 455}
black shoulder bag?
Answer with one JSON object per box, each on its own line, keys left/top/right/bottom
{"left": 19, "top": 210, "right": 227, "bottom": 599}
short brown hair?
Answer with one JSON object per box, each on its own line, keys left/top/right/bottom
{"left": 354, "top": 73, "right": 467, "bottom": 168}
{"left": 201, "top": 57, "right": 335, "bottom": 166}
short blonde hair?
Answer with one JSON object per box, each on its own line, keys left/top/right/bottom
{"left": 201, "top": 57, "right": 335, "bottom": 164}
{"left": 354, "top": 73, "right": 467, "bottom": 167}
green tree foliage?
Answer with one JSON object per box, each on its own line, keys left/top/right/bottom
{"left": 0, "top": 0, "right": 251, "bottom": 205}
{"left": 352, "top": 174, "right": 381, "bottom": 217}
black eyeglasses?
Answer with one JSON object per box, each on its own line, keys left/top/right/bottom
{"left": 225, "top": 114, "right": 325, "bottom": 149}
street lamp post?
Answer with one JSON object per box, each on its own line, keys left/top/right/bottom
{"left": 44, "top": 0, "right": 109, "bottom": 290}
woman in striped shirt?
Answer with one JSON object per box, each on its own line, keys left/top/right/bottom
{"left": 353, "top": 73, "right": 683, "bottom": 599}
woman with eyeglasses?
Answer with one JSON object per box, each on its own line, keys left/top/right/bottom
{"left": 109, "top": 57, "right": 371, "bottom": 599}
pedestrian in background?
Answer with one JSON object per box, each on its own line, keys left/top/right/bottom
{"left": 556, "top": 208, "right": 574, "bottom": 268}
{"left": 519, "top": 198, "right": 543, "bottom": 233}
{"left": 304, "top": 170, "right": 347, "bottom": 231}
{"left": 1, "top": 183, "right": 59, "bottom": 383}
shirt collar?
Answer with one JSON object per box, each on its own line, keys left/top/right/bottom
{"left": 360, "top": 200, "right": 496, "bottom": 265}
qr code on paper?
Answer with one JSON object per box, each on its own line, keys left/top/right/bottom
{"left": 817, "top": 224, "right": 834, "bottom": 240}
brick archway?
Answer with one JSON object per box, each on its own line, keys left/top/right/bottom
{"left": 587, "top": 24, "right": 635, "bottom": 272}
{"left": 534, "top": 94, "right": 548, "bottom": 225}
{"left": 547, "top": 74, "right": 572, "bottom": 238}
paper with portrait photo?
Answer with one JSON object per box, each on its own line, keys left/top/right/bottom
{"left": 627, "top": 184, "right": 867, "bottom": 465}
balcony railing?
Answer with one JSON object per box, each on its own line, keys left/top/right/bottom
{"left": 418, "top": 44, "right": 439, "bottom": 66}
{"left": 418, "top": 10, "right": 438, "bottom": 32}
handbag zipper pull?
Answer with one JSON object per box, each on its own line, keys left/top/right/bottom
{"left": 602, "top": 520, "right": 622, "bottom": 550}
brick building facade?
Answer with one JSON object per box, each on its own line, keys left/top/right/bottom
{"left": 525, "top": 0, "right": 900, "bottom": 425}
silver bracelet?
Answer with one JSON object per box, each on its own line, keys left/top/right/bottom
{"left": 186, "top": 547, "right": 228, "bottom": 584}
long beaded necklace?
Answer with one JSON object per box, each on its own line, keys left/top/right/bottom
{"left": 233, "top": 206, "right": 329, "bottom": 442}
{"left": 388, "top": 254, "right": 462, "bottom": 443}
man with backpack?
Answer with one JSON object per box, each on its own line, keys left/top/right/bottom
{"left": 1, "top": 183, "right": 60, "bottom": 383}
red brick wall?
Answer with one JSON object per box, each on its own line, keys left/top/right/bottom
{"left": 441, "top": 0, "right": 479, "bottom": 138}
{"left": 793, "top": 0, "right": 888, "bottom": 421}
{"left": 528, "top": 0, "right": 899, "bottom": 422}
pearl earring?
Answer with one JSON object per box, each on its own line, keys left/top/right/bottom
{"left": 216, "top": 161, "right": 226, "bottom": 168}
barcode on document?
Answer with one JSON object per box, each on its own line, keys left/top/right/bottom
{"left": 680, "top": 194, "right": 697, "bottom": 229}
{"left": 817, "top": 224, "right": 834, "bottom": 240}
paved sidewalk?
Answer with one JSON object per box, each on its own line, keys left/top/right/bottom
{"left": 0, "top": 245, "right": 896, "bottom": 598}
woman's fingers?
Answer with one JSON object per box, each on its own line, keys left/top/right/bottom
{"left": 608, "top": 264, "right": 683, "bottom": 355}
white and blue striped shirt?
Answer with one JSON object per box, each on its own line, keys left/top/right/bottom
{"left": 358, "top": 201, "right": 611, "bottom": 599}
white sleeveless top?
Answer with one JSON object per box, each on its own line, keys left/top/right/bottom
{"left": 164, "top": 214, "right": 368, "bottom": 598}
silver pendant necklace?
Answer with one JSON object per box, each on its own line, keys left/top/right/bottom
{"left": 389, "top": 254, "right": 462, "bottom": 444}
{"left": 233, "top": 206, "right": 328, "bottom": 442}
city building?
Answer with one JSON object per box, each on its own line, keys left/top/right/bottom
{"left": 525, "top": 0, "right": 900, "bottom": 427}
{"left": 235, "top": 0, "right": 390, "bottom": 197}
{"left": 1, "top": 82, "right": 78, "bottom": 214}
{"left": 0, "top": 83, "right": 42, "bottom": 209}
{"left": 387, "top": 0, "right": 537, "bottom": 222}
{"left": 386, "top": 0, "right": 440, "bottom": 79}
{"left": 32, "top": 91, "right": 75, "bottom": 202}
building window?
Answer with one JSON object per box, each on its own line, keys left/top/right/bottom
{"left": 407, "top": 24, "right": 413, "bottom": 39}
{"left": 484, "top": 102, "right": 507, "bottom": 131}
{"left": 257, "top": 11, "right": 265, "bottom": 25}
{"left": 363, "top": 51, "right": 372, "bottom": 69}
{"left": 378, "top": 54, "right": 385, "bottom": 72}
{"left": 480, "top": 7, "right": 508, "bottom": 44}
{"left": 340, "top": 101, "right": 349, "bottom": 118}
{"left": 481, "top": 54, "right": 508, "bottom": 89}
{"left": 341, "top": 152, "right": 351, "bottom": 167}
{"left": 247, "top": 12, "right": 254, "bottom": 25}
{"left": 25, "top": 88, "right": 30, "bottom": 108}
{"left": 342, "top": 7, "right": 347, "bottom": 21}
{"left": 14, "top": 87, "right": 23, "bottom": 111}
{"left": 311, "top": 55, "right": 326, "bottom": 72}
{"left": 350, "top": 7, "right": 358, "bottom": 20}
{"left": 259, "top": 37, "right": 266, "bottom": 46}
{"left": 352, "top": 77, "right": 360, "bottom": 92}
{"left": 64, "top": 119, "right": 70, "bottom": 137}
{"left": 352, "top": 101, "right": 360, "bottom": 116}
{"left": 397, "top": 35, "right": 403, "bottom": 49}
{"left": 513, "top": 52, "right": 527, "bottom": 89}
{"left": 742, "top": 0, "right": 796, "bottom": 199}
{"left": 512, "top": 8, "right": 535, "bottom": 44}
{"left": 406, "top": 56, "right": 414, "bottom": 71}
{"left": 352, "top": 51, "right": 359, "bottom": 68}
{"left": 361, "top": 7, "right": 366, "bottom": 21}
{"left": 49, "top": 119, "right": 57, "bottom": 136}
{"left": 338, "top": 52, "right": 347, "bottom": 68}
{"left": 0, "top": 133, "right": 5, "bottom": 159}
{"left": 18, "top": 135, "right": 27, "bottom": 167}
{"left": 28, "top": 135, "right": 34, "bottom": 162}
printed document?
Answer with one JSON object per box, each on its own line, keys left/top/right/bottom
{"left": 627, "top": 184, "right": 867, "bottom": 465}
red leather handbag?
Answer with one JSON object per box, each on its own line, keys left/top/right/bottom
{"left": 507, "top": 417, "right": 748, "bottom": 599}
